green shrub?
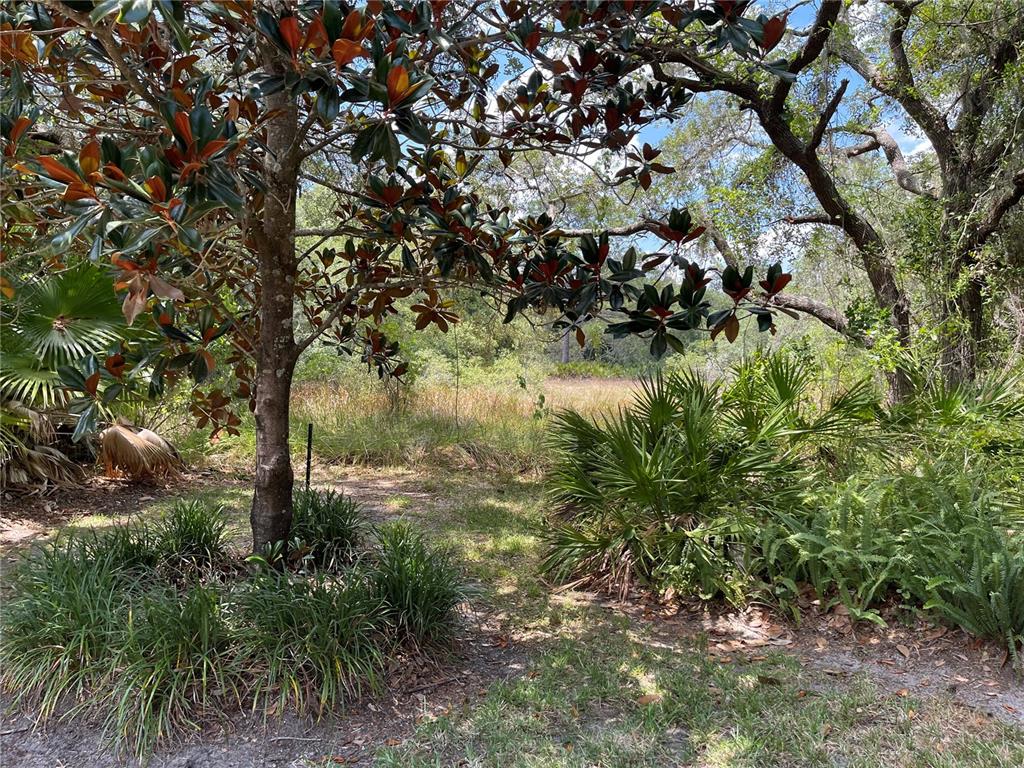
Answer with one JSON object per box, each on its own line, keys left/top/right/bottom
{"left": 371, "top": 521, "right": 469, "bottom": 645}
{"left": 885, "top": 371, "right": 1024, "bottom": 464}
{"left": 233, "top": 572, "right": 386, "bottom": 714}
{"left": 542, "top": 359, "right": 873, "bottom": 602}
{"left": 552, "top": 360, "right": 635, "bottom": 379}
{"left": 925, "top": 541, "right": 1024, "bottom": 670}
{"left": 760, "top": 456, "right": 1024, "bottom": 665}
{"left": 291, "top": 488, "right": 367, "bottom": 569}
{"left": 154, "top": 498, "right": 228, "bottom": 567}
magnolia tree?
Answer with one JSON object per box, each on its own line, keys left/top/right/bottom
{"left": 1, "top": 0, "right": 794, "bottom": 552}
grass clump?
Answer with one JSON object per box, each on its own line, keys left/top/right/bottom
{"left": 110, "top": 585, "right": 238, "bottom": 749}
{"left": 0, "top": 494, "right": 469, "bottom": 759}
{"left": 81, "top": 523, "right": 160, "bottom": 572}
{"left": 291, "top": 487, "right": 366, "bottom": 569}
{"left": 153, "top": 498, "right": 228, "bottom": 568}
{"left": 371, "top": 520, "right": 471, "bottom": 645}
{"left": 234, "top": 571, "right": 386, "bottom": 714}
{"left": 0, "top": 538, "right": 131, "bottom": 720}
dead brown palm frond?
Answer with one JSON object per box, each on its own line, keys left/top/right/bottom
{"left": 0, "top": 401, "right": 83, "bottom": 493}
{"left": 99, "top": 425, "right": 184, "bottom": 481}
{"left": 0, "top": 444, "right": 85, "bottom": 492}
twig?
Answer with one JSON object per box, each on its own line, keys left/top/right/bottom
{"left": 268, "top": 735, "right": 321, "bottom": 743}
{"left": 0, "top": 727, "right": 31, "bottom": 737}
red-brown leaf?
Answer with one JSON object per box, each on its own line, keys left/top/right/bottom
{"left": 760, "top": 16, "right": 786, "bottom": 52}
{"left": 36, "top": 156, "right": 80, "bottom": 184}
{"left": 279, "top": 15, "right": 302, "bottom": 55}
{"left": 104, "top": 354, "right": 126, "bottom": 378}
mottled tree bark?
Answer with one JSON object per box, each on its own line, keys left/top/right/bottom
{"left": 249, "top": 63, "right": 300, "bottom": 554}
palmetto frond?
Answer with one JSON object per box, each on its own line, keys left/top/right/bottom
{"left": 5, "top": 265, "right": 124, "bottom": 368}
{"left": 0, "top": 265, "right": 127, "bottom": 490}
{"left": 1, "top": 265, "right": 125, "bottom": 409}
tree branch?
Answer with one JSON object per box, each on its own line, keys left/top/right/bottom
{"left": 834, "top": 5, "right": 958, "bottom": 176}
{"left": 42, "top": 1, "right": 164, "bottom": 115}
{"left": 956, "top": 12, "right": 1024, "bottom": 163}
{"left": 785, "top": 213, "right": 842, "bottom": 226}
{"left": 769, "top": 1, "right": 843, "bottom": 115}
{"left": 974, "top": 168, "right": 1024, "bottom": 247}
{"left": 554, "top": 221, "right": 658, "bottom": 238}
{"left": 845, "top": 127, "right": 939, "bottom": 199}
{"left": 698, "top": 217, "right": 737, "bottom": 268}
{"left": 769, "top": 293, "right": 870, "bottom": 346}
{"left": 294, "top": 288, "right": 359, "bottom": 356}
{"left": 698, "top": 214, "right": 869, "bottom": 347}
{"left": 808, "top": 78, "right": 849, "bottom": 152}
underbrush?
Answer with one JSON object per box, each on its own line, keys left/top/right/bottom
{"left": 0, "top": 492, "right": 467, "bottom": 758}
{"left": 543, "top": 355, "right": 1024, "bottom": 666}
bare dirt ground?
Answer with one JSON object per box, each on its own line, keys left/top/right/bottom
{"left": 2, "top": 468, "right": 1022, "bottom": 767}
{"left": 579, "top": 595, "right": 1024, "bottom": 727}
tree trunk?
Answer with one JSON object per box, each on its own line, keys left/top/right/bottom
{"left": 758, "top": 111, "right": 916, "bottom": 402}
{"left": 251, "top": 353, "right": 296, "bottom": 552}
{"left": 940, "top": 276, "right": 984, "bottom": 386}
{"left": 249, "top": 62, "right": 300, "bottom": 554}
{"left": 560, "top": 330, "right": 570, "bottom": 364}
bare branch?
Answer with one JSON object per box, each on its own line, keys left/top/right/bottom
{"left": 808, "top": 79, "right": 849, "bottom": 152}
{"left": 697, "top": 213, "right": 869, "bottom": 346}
{"left": 786, "top": 213, "right": 842, "bottom": 226}
{"left": 833, "top": 6, "right": 958, "bottom": 174}
{"left": 698, "top": 217, "right": 738, "bottom": 269}
{"left": 554, "top": 221, "right": 658, "bottom": 238}
{"left": 769, "top": 294, "right": 871, "bottom": 346}
{"left": 845, "top": 127, "right": 939, "bottom": 199}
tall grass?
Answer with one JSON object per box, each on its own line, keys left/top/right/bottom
{"left": 110, "top": 585, "right": 238, "bottom": 749}
{"left": 177, "top": 377, "right": 634, "bottom": 471}
{"left": 154, "top": 498, "right": 228, "bottom": 568}
{"left": 291, "top": 487, "right": 366, "bottom": 569}
{"left": 1, "top": 538, "right": 131, "bottom": 720}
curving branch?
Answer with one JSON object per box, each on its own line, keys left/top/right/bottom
{"left": 846, "top": 127, "right": 939, "bottom": 199}
{"left": 834, "top": 8, "right": 957, "bottom": 176}
{"left": 699, "top": 215, "right": 870, "bottom": 346}
{"left": 769, "top": 293, "right": 869, "bottom": 346}
{"left": 973, "top": 168, "right": 1024, "bottom": 249}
